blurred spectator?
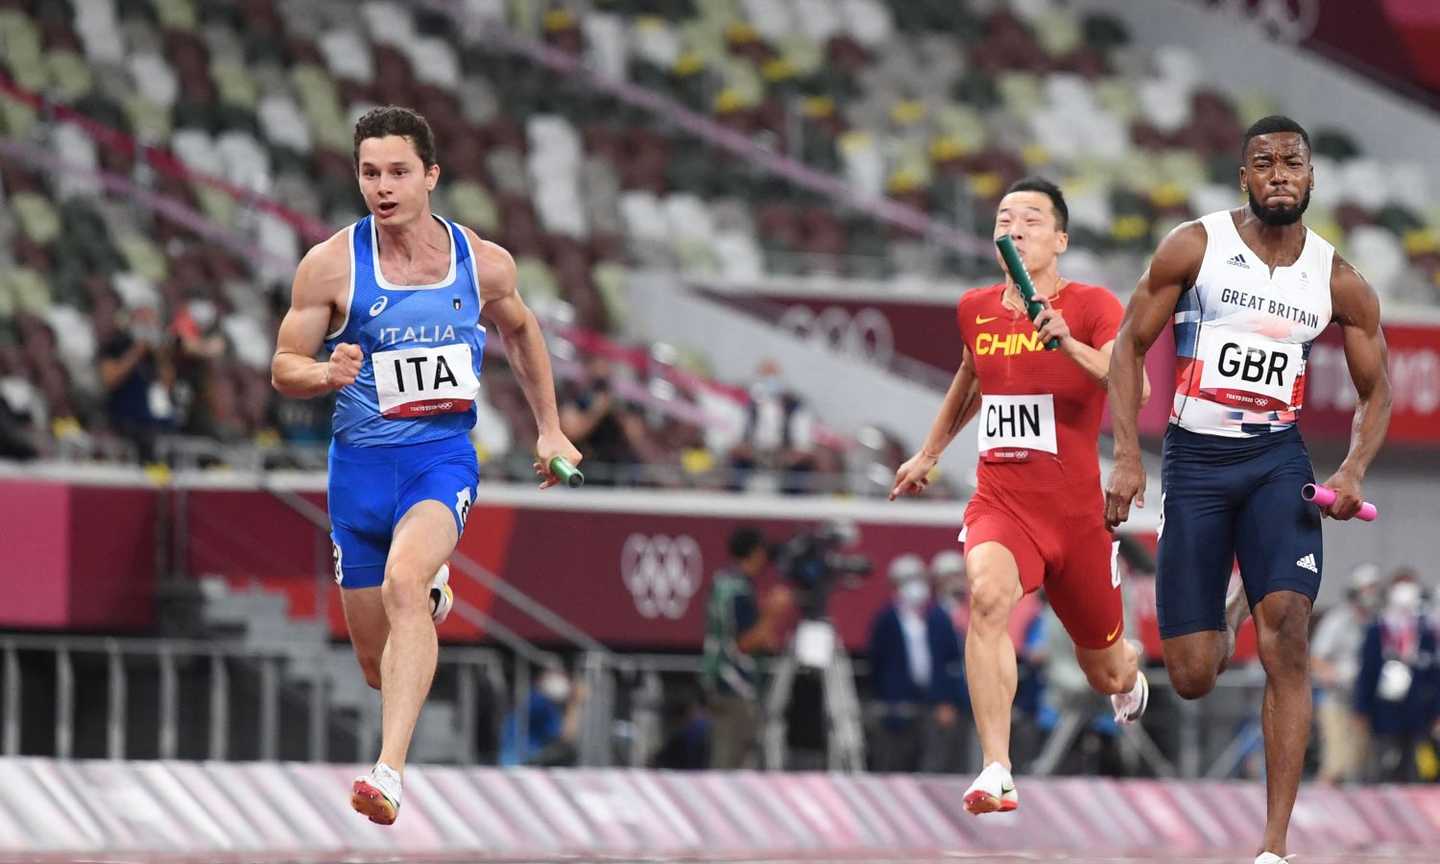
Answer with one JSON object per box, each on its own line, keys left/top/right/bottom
{"left": 650, "top": 684, "right": 712, "bottom": 771}
{"left": 559, "top": 355, "right": 644, "bottom": 486}
{"left": 1011, "top": 591, "right": 1052, "bottom": 768}
{"left": 271, "top": 389, "right": 334, "bottom": 446}
{"left": 0, "top": 343, "right": 43, "bottom": 460}
{"left": 1311, "top": 563, "right": 1383, "bottom": 784}
{"left": 1031, "top": 596, "right": 1127, "bottom": 777}
{"left": 98, "top": 301, "right": 177, "bottom": 462}
{"left": 701, "top": 526, "right": 790, "bottom": 769}
{"left": 866, "top": 554, "right": 967, "bottom": 773}
{"left": 0, "top": 392, "right": 41, "bottom": 460}
{"left": 652, "top": 390, "right": 722, "bottom": 490}
{"left": 730, "top": 359, "right": 818, "bottom": 495}
{"left": 612, "top": 377, "right": 696, "bottom": 490}
{"left": 500, "top": 661, "right": 583, "bottom": 767}
{"left": 1354, "top": 571, "right": 1440, "bottom": 783}
{"left": 932, "top": 549, "right": 969, "bottom": 636}
{"left": 169, "top": 297, "right": 228, "bottom": 364}
{"left": 167, "top": 295, "right": 233, "bottom": 440}
{"left": 468, "top": 378, "right": 514, "bottom": 463}
{"left": 478, "top": 361, "right": 543, "bottom": 481}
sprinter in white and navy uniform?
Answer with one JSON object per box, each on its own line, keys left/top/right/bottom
{"left": 324, "top": 214, "right": 486, "bottom": 588}
{"left": 272, "top": 107, "right": 579, "bottom": 827}
{"left": 1156, "top": 207, "right": 1335, "bottom": 632}
{"left": 1105, "top": 116, "right": 1391, "bottom": 864}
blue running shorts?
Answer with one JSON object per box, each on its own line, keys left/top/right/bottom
{"left": 327, "top": 433, "right": 479, "bottom": 589}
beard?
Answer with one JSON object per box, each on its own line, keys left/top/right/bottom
{"left": 1248, "top": 187, "right": 1310, "bottom": 226}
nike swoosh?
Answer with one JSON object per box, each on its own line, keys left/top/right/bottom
{"left": 975, "top": 315, "right": 998, "bottom": 324}
{"left": 1106, "top": 619, "right": 1124, "bottom": 642}
{"left": 1000, "top": 783, "right": 1015, "bottom": 794}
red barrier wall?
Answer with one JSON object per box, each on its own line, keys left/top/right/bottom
{"left": 3, "top": 479, "right": 1197, "bottom": 656}
{"left": 0, "top": 481, "right": 156, "bottom": 630}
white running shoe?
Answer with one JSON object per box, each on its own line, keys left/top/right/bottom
{"left": 351, "top": 762, "right": 403, "bottom": 825}
{"left": 1254, "top": 853, "right": 1294, "bottom": 864}
{"left": 430, "top": 563, "right": 453, "bottom": 625}
{"left": 1111, "top": 667, "right": 1150, "bottom": 725}
{"left": 962, "top": 761, "right": 1018, "bottom": 815}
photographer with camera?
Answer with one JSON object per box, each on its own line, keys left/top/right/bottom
{"left": 764, "top": 521, "right": 874, "bottom": 769}
{"left": 98, "top": 300, "right": 177, "bottom": 463}
{"left": 867, "top": 555, "right": 968, "bottom": 773}
{"left": 701, "top": 527, "right": 793, "bottom": 769}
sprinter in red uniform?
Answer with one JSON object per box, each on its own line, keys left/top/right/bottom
{"left": 891, "top": 177, "right": 1149, "bottom": 814}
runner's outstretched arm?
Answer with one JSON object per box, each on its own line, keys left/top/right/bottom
{"left": 890, "top": 349, "right": 980, "bottom": 499}
{"left": 1317, "top": 254, "right": 1390, "bottom": 519}
{"left": 1105, "top": 223, "right": 1205, "bottom": 527}
{"left": 464, "top": 228, "right": 581, "bottom": 487}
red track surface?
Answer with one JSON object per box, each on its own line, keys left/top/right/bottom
{"left": 4, "top": 852, "right": 1437, "bottom": 864}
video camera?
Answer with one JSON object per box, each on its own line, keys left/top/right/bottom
{"left": 772, "top": 520, "right": 872, "bottom": 620}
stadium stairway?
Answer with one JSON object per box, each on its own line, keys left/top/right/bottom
{"left": 196, "top": 576, "right": 464, "bottom": 764}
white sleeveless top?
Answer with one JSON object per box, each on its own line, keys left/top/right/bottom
{"left": 1170, "top": 210, "right": 1334, "bottom": 438}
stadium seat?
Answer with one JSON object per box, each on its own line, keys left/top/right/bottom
{"left": 3, "top": 0, "right": 1439, "bottom": 485}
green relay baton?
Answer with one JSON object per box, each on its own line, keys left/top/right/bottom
{"left": 995, "top": 234, "right": 1060, "bottom": 350}
{"left": 548, "top": 456, "right": 585, "bottom": 488}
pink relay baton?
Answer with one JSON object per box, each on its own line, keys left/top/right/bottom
{"left": 1301, "top": 484, "right": 1378, "bottom": 522}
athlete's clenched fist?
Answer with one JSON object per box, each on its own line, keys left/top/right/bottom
{"left": 326, "top": 343, "right": 363, "bottom": 389}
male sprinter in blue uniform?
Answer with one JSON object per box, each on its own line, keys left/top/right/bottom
{"left": 1106, "top": 116, "right": 1391, "bottom": 864}
{"left": 272, "top": 106, "right": 580, "bottom": 825}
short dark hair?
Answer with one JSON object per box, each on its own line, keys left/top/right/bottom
{"left": 353, "top": 105, "right": 437, "bottom": 169}
{"left": 1241, "top": 115, "right": 1310, "bottom": 160}
{"left": 1004, "top": 176, "right": 1068, "bottom": 232}
{"left": 728, "top": 527, "right": 767, "bottom": 560}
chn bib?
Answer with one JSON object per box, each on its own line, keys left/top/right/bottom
{"left": 978, "top": 394, "right": 1057, "bottom": 461}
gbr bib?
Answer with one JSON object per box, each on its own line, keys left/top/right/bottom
{"left": 1171, "top": 210, "right": 1332, "bottom": 438}
{"left": 977, "top": 394, "right": 1057, "bottom": 461}
{"left": 1195, "top": 330, "right": 1304, "bottom": 412}
{"left": 373, "top": 342, "right": 480, "bottom": 418}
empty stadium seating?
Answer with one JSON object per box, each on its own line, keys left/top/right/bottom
{"left": 2, "top": 0, "right": 1438, "bottom": 480}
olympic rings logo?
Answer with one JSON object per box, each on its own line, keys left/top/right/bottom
{"left": 777, "top": 306, "right": 895, "bottom": 365}
{"left": 620, "top": 533, "right": 704, "bottom": 620}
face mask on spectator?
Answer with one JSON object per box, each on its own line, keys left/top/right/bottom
{"left": 539, "top": 670, "right": 571, "bottom": 703}
{"left": 1387, "top": 582, "right": 1421, "bottom": 617}
{"left": 132, "top": 321, "right": 161, "bottom": 345}
{"left": 899, "top": 579, "right": 930, "bottom": 609}
{"left": 1355, "top": 586, "right": 1382, "bottom": 612}
{"left": 189, "top": 300, "right": 217, "bottom": 330}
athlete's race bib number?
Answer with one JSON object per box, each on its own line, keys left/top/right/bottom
{"left": 1197, "top": 330, "right": 1302, "bottom": 411}
{"left": 977, "top": 394, "right": 1056, "bottom": 461}
{"left": 373, "top": 343, "right": 479, "bottom": 419}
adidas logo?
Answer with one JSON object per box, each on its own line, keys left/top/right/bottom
{"left": 1296, "top": 553, "right": 1318, "bottom": 574}
{"left": 1226, "top": 253, "right": 1250, "bottom": 269}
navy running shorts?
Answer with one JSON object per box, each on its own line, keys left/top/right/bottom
{"left": 327, "top": 433, "right": 479, "bottom": 589}
{"left": 1155, "top": 424, "right": 1322, "bottom": 640}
